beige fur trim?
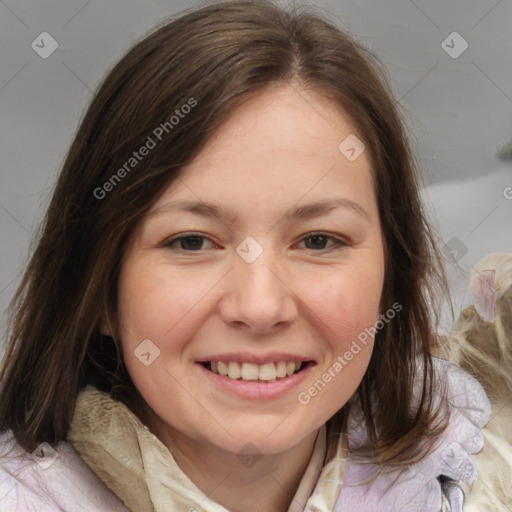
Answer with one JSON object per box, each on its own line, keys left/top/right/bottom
{"left": 68, "top": 386, "right": 154, "bottom": 511}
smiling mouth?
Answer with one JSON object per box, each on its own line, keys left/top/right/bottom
{"left": 199, "top": 360, "right": 314, "bottom": 382}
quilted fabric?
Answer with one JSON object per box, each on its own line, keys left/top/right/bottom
{"left": 333, "top": 358, "right": 492, "bottom": 512}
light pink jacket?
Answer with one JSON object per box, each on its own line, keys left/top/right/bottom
{"left": 0, "top": 429, "right": 129, "bottom": 511}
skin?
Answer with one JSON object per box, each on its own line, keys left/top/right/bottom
{"left": 112, "top": 82, "right": 386, "bottom": 512}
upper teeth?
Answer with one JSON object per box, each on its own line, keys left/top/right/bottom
{"left": 210, "top": 361, "right": 302, "bottom": 381}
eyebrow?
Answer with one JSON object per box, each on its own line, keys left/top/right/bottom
{"left": 147, "top": 197, "right": 370, "bottom": 223}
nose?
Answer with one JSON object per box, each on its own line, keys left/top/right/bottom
{"left": 218, "top": 254, "right": 298, "bottom": 334}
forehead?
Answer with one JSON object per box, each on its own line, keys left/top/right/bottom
{"left": 190, "top": 83, "right": 369, "bottom": 168}
{"left": 150, "top": 83, "right": 377, "bottom": 222}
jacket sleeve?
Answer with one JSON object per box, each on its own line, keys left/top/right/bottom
{"left": 334, "top": 358, "right": 492, "bottom": 512}
{"left": 0, "top": 429, "right": 130, "bottom": 512}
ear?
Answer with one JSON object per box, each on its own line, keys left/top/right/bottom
{"left": 469, "top": 268, "right": 500, "bottom": 323}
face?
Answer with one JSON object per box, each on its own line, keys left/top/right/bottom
{"left": 115, "top": 83, "right": 386, "bottom": 456}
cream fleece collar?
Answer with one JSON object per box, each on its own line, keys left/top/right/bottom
{"left": 67, "top": 385, "right": 347, "bottom": 512}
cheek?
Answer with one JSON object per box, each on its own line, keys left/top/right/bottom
{"left": 294, "top": 271, "right": 381, "bottom": 425}
{"left": 305, "top": 265, "right": 384, "bottom": 351}
{"left": 115, "top": 261, "right": 222, "bottom": 397}
{"left": 116, "top": 260, "right": 209, "bottom": 344}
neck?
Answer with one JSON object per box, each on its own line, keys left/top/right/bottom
{"left": 146, "top": 411, "right": 321, "bottom": 512}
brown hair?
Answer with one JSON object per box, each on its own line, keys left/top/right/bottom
{"left": 0, "top": 0, "right": 450, "bottom": 465}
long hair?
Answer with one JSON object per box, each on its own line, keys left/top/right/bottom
{"left": 0, "top": 0, "right": 450, "bottom": 465}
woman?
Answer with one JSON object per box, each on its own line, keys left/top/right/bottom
{"left": 0, "top": 1, "right": 491, "bottom": 510}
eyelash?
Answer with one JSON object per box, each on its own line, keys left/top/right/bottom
{"left": 161, "top": 232, "right": 348, "bottom": 253}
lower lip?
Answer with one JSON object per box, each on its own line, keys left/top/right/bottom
{"left": 197, "top": 363, "right": 313, "bottom": 399}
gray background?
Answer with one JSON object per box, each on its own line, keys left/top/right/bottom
{"left": 1, "top": 0, "right": 511, "bottom": 347}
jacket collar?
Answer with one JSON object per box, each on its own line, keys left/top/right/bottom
{"left": 68, "top": 385, "right": 347, "bottom": 512}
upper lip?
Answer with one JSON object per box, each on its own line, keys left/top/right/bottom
{"left": 195, "top": 352, "right": 315, "bottom": 365}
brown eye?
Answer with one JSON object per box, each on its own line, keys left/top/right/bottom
{"left": 162, "top": 234, "right": 216, "bottom": 251}
{"left": 298, "top": 233, "right": 346, "bottom": 251}
{"left": 304, "top": 234, "right": 329, "bottom": 250}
